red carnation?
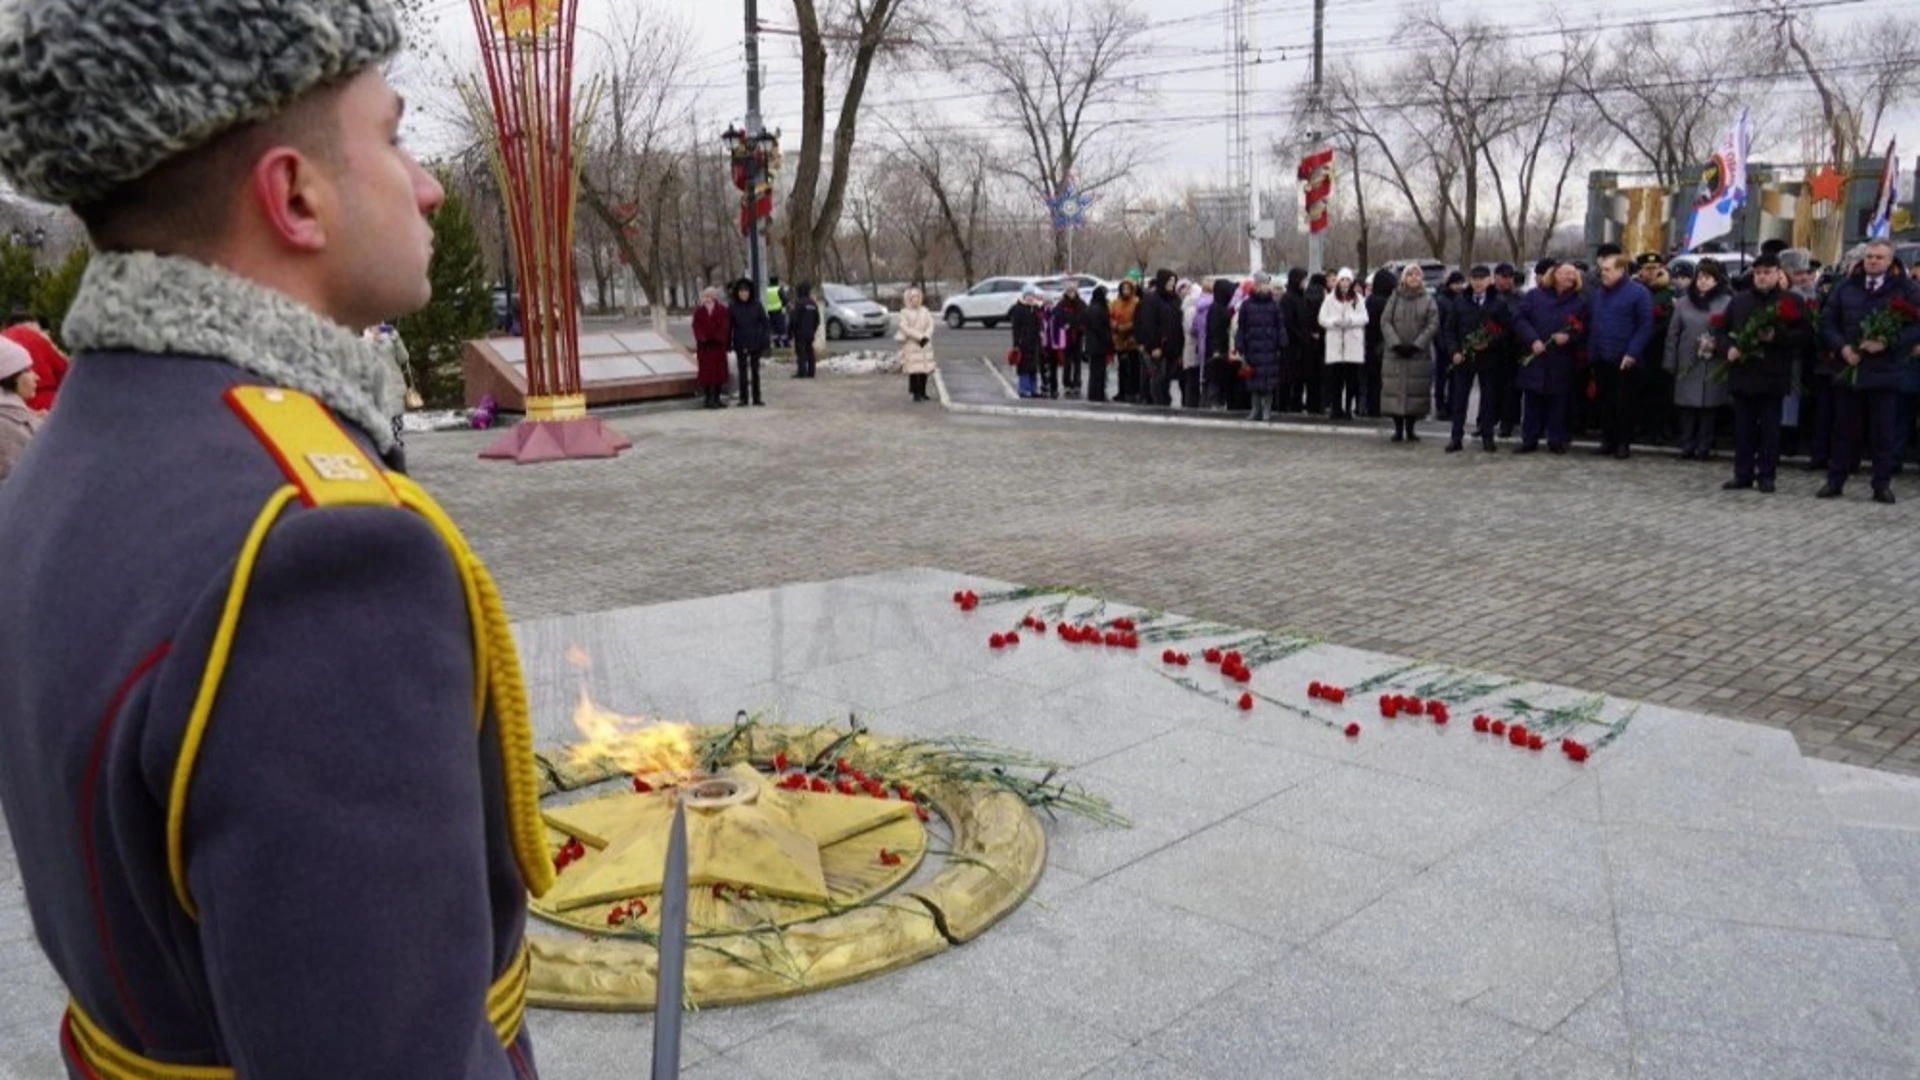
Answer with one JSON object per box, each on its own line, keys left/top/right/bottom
{"left": 1237, "top": 692, "right": 1254, "bottom": 711}
{"left": 1105, "top": 631, "right": 1121, "bottom": 646}
{"left": 1176, "top": 653, "right": 1190, "bottom": 666}
{"left": 989, "top": 632, "right": 1006, "bottom": 649}
{"left": 1708, "top": 312, "right": 1726, "bottom": 329}
{"left": 1491, "top": 720, "right": 1507, "bottom": 736}
{"left": 1163, "top": 649, "right": 1179, "bottom": 664}
{"left": 781, "top": 773, "right": 807, "bottom": 790}
{"left": 1006, "top": 632, "right": 1021, "bottom": 645}
{"left": 1424, "top": 699, "right": 1442, "bottom": 717}
{"left": 1380, "top": 696, "right": 1398, "bottom": 718}
{"left": 915, "top": 804, "right": 930, "bottom": 822}
{"left": 835, "top": 778, "right": 857, "bottom": 795}
{"left": 879, "top": 848, "right": 903, "bottom": 866}
{"left": 1892, "top": 296, "right": 1920, "bottom": 319}
{"left": 1527, "top": 734, "right": 1545, "bottom": 751}
{"left": 1507, "top": 724, "right": 1528, "bottom": 747}
{"left": 1344, "top": 722, "right": 1361, "bottom": 738}
{"left": 632, "top": 776, "right": 653, "bottom": 793}
{"left": 1433, "top": 711, "right": 1448, "bottom": 726}
{"left": 1329, "top": 688, "right": 1346, "bottom": 704}
{"left": 864, "top": 780, "right": 887, "bottom": 798}
{"left": 1232, "top": 667, "right": 1252, "bottom": 684}
{"left": 1224, "top": 651, "right": 1244, "bottom": 667}
{"left": 1563, "top": 740, "right": 1590, "bottom": 763}
{"left": 1778, "top": 296, "right": 1802, "bottom": 321}
{"left": 1204, "top": 648, "right": 1223, "bottom": 664}
{"left": 1309, "top": 681, "right": 1324, "bottom": 697}
{"left": 1032, "top": 620, "right": 1047, "bottom": 633}
{"left": 607, "top": 909, "right": 627, "bottom": 927}
{"left": 772, "top": 751, "right": 788, "bottom": 772}
{"left": 952, "top": 591, "right": 965, "bottom": 604}
{"left": 835, "top": 757, "right": 852, "bottom": 773}
{"left": 1472, "top": 715, "right": 1490, "bottom": 732}
{"left": 810, "top": 777, "right": 830, "bottom": 793}
{"left": 896, "top": 784, "right": 914, "bottom": 800}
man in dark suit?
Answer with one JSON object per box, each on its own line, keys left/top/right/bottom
{"left": 1818, "top": 239, "right": 1920, "bottom": 503}
{"left": 1443, "top": 265, "right": 1513, "bottom": 453}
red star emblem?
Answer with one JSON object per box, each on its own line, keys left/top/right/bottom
{"left": 1808, "top": 163, "right": 1846, "bottom": 206}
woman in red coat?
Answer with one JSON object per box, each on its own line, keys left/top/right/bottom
{"left": 691, "top": 286, "right": 732, "bottom": 409}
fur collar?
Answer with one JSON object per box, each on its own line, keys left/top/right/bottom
{"left": 63, "top": 252, "right": 401, "bottom": 451}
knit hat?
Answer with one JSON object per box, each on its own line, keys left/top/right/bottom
{"left": 0, "top": 0, "right": 403, "bottom": 207}
{"left": 0, "top": 338, "right": 30, "bottom": 382}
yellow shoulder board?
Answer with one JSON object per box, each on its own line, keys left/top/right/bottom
{"left": 224, "top": 385, "right": 399, "bottom": 508}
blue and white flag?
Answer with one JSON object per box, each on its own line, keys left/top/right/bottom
{"left": 1685, "top": 108, "right": 1751, "bottom": 250}
{"left": 1869, "top": 138, "right": 1898, "bottom": 240}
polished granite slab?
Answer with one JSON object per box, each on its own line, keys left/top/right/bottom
{"left": 1, "top": 568, "right": 1918, "bottom": 1079}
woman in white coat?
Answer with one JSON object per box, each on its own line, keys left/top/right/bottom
{"left": 896, "top": 287, "right": 937, "bottom": 402}
{"left": 1319, "top": 270, "right": 1369, "bottom": 420}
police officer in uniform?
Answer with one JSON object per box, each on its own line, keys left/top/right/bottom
{"left": 0, "top": 2, "right": 553, "bottom": 1077}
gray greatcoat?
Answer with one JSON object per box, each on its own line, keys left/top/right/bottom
{"left": 1665, "top": 286, "right": 1732, "bottom": 409}
{"left": 1379, "top": 284, "right": 1439, "bottom": 418}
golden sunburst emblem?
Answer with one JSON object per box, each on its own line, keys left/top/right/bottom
{"left": 483, "top": 0, "right": 561, "bottom": 37}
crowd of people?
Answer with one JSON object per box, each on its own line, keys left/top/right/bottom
{"left": 1000, "top": 239, "right": 1920, "bottom": 504}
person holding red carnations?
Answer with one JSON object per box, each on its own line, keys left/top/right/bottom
{"left": 1818, "top": 239, "right": 1920, "bottom": 503}
{"left": 1511, "top": 261, "right": 1589, "bottom": 454}
{"left": 1719, "top": 253, "right": 1816, "bottom": 493}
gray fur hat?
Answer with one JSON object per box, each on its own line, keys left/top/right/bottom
{"left": 0, "top": 0, "right": 403, "bottom": 207}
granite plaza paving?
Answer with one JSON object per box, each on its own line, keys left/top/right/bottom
{"left": 2, "top": 366, "right": 1918, "bottom": 1078}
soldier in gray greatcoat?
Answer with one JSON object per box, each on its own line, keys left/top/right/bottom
{"left": 0, "top": 1, "right": 552, "bottom": 1076}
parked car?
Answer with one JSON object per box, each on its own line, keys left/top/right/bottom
{"left": 941, "top": 276, "right": 1056, "bottom": 329}
{"left": 821, "top": 284, "right": 892, "bottom": 340}
{"left": 1036, "top": 274, "right": 1119, "bottom": 297}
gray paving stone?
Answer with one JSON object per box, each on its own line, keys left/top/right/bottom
{"left": 1807, "top": 758, "right": 1920, "bottom": 831}
{"left": 1311, "top": 872, "right": 1619, "bottom": 1033}
{"left": 1841, "top": 825, "right": 1920, "bottom": 986}
{"left": 1142, "top": 949, "right": 1540, "bottom": 1080}
{"left": 1606, "top": 823, "right": 1889, "bottom": 935}
{"left": 1240, "top": 766, "right": 1529, "bottom": 868}
{"left": 1617, "top": 909, "right": 1920, "bottom": 1065}
{"left": 1629, "top": 1027, "right": 1917, "bottom": 1080}
{"left": 1506, "top": 1036, "right": 1630, "bottom": 1080}
{"left": 1550, "top": 980, "right": 1631, "bottom": 1060}
{"left": 529, "top": 1012, "right": 720, "bottom": 1080}
{"left": 1065, "top": 727, "right": 1332, "bottom": 833}
{"left": 1071, "top": 1050, "right": 1206, "bottom": 1080}
{"left": 1104, "top": 817, "right": 1415, "bottom": 944}
{"left": 1421, "top": 811, "right": 1612, "bottom": 923}
{"left": 858, "top": 1013, "right": 1127, "bottom": 1080}
{"left": 878, "top": 879, "right": 1288, "bottom": 1041}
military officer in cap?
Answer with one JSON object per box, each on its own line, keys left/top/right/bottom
{"left": 0, "top": 1, "right": 552, "bottom": 1076}
{"left": 1635, "top": 252, "right": 1677, "bottom": 445}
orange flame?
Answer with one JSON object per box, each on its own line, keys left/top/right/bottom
{"left": 565, "top": 645, "right": 695, "bottom": 779}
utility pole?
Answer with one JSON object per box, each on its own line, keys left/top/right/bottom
{"left": 743, "top": 0, "right": 768, "bottom": 298}
{"left": 1229, "top": 0, "right": 1260, "bottom": 276}
{"left": 1306, "top": 0, "right": 1326, "bottom": 276}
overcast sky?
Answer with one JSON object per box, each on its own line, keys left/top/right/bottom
{"left": 420, "top": 0, "right": 1916, "bottom": 199}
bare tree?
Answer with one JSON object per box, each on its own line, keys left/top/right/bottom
{"left": 885, "top": 120, "right": 993, "bottom": 285}
{"left": 1757, "top": 3, "right": 1920, "bottom": 172}
{"left": 1479, "top": 28, "right": 1591, "bottom": 263}
{"left": 1110, "top": 192, "right": 1169, "bottom": 276}
{"left": 949, "top": 0, "right": 1152, "bottom": 271}
{"left": 782, "top": 0, "right": 929, "bottom": 289}
{"left": 1570, "top": 21, "right": 1735, "bottom": 187}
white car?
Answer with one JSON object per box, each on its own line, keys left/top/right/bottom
{"left": 941, "top": 276, "right": 1057, "bottom": 329}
